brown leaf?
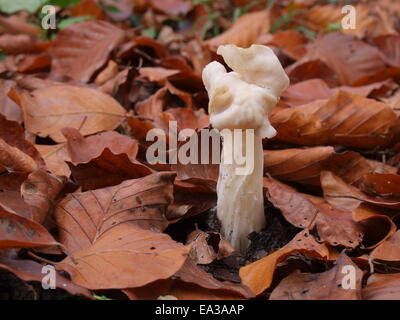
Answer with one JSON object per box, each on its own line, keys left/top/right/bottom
{"left": 281, "top": 79, "right": 332, "bottom": 107}
{"left": 135, "top": 87, "right": 169, "bottom": 121}
{"left": 309, "top": 32, "right": 389, "bottom": 86}
{"left": 174, "top": 258, "right": 252, "bottom": 298}
{"left": 67, "top": 159, "right": 148, "bottom": 189}
{"left": 270, "top": 252, "right": 363, "bottom": 300}
{"left": 125, "top": 258, "right": 252, "bottom": 300}
{"left": 264, "top": 178, "right": 363, "bottom": 248}
{"left": 370, "top": 230, "right": 400, "bottom": 262}
{"left": 21, "top": 169, "right": 65, "bottom": 224}
{"left": 164, "top": 107, "right": 209, "bottom": 131}
{"left": 271, "top": 90, "right": 399, "bottom": 149}
{"left": 57, "top": 224, "right": 189, "bottom": 290}
{"left": 50, "top": 20, "right": 125, "bottom": 82}
{"left": 0, "top": 114, "right": 44, "bottom": 167}
{"left": 139, "top": 67, "right": 180, "bottom": 83}
{"left": 264, "top": 177, "right": 317, "bottom": 229}
{"left": 352, "top": 204, "right": 396, "bottom": 249}
{"left": 169, "top": 180, "right": 216, "bottom": 221}
{"left": 19, "top": 85, "right": 126, "bottom": 143}
{"left": 361, "top": 173, "right": 400, "bottom": 199}
{"left": 187, "top": 229, "right": 234, "bottom": 264}
{"left": 264, "top": 147, "right": 375, "bottom": 186}
{"left": 281, "top": 79, "right": 394, "bottom": 107}
{"left": 322, "top": 171, "right": 400, "bottom": 210}
{"left": 0, "top": 257, "right": 91, "bottom": 298}
{"left": 286, "top": 59, "right": 338, "bottom": 86}
{"left": 0, "top": 34, "right": 38, "bottom": 55}
{"left": 363, "top": 273, "right": 400, "bottom": 300}
{"left": 342, "top": 3, "right": 397, "bottom": 38}
{"left": 94, "top": 60, "right": 119, "bottom": 86}
{"left": 312, "top": 201, "right": 363, "bottom": 248}
{"left": 239, "top": 230, "right": 330, "bottom": 295}
{"left": 35, "top": 144, "right": 70, "bottom": 177}
{"left": 0, "top": 138, "right": 38, "bottom": 173}
{"left": 54, "top": 172, "right": 190, "bottom": 289}
{"left": 62, "top": 128, "right": 139, "bottom": 164}
{"left": 68, "top": 148, "right": 152, "bottom": 190}
{"left": 0, "top": 15, "right": 41, "bottom": 38}
{"left": 300, "top": 4, "right": 342, "bottom": 31}
{"left": 375, "top": 35, "right": 400, "bottom": 68}
{"left": 149, "top": 0, "right": 192, "bottom": 16}
{"left": 0, "top": 205, "right": 59, "bottom": 249}
{"left": 205, "top": 10, "right": 270, "bottom": 51}
{"left": 70, "top": 0, "right": 106, "bottom": 20}
{"left": 55, "top": 172, "right": 174, "bottom": 253}
{"left": 0, "top": 80, "right": 22, "bottom": 122}
{"left": 263, "top": 30, "right": 307, "bottom": 60}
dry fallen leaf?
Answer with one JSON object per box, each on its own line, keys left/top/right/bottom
{"left": 0, "top": 205, "right": 59, "bottom": 249}
{"left": 0, "top": 256, "right": 91, "bottom": 298}
{"left": 54, "top": 172, "right": 191, "bottom": 289}
{"left": 370, "top": 230, "right": 400, "bottom": 262}
{"left": 264, "top": 177, "right": 363, "bottom": 248}
{"left": 50, "top": 20, "right": 125, "bottom": 82}
{"left": 240, "top": 230, "right": 330, "bottom": 296}
{"left": 21, "top": 169, "right": 65, "bottom": 224}
{"left": 206, "top": 10, "right": 270, "bottom": 51}
{"left": 271, "top": 90, "right": 399, "bottom": 149}
{"left": 363, "top": 273, "right": 400, "bottom": 300}
{"left": 270, "top": 252, "right": 363, "bottom": 300}
{"left": 19, "top": 85, "right": 126, "bottom": 143}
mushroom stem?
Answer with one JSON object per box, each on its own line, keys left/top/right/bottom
{"left": 218, "top": 129, "right": 265, "bottom": 252}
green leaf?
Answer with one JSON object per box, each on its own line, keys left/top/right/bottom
{"left": 45, "top": 0, "right": 82, "bottom": 8}
{"left": 297, "top": 26, "right": 316, "bottom": 39}
{"left": 93, "top": 295, "right": 112, "bottom": 300}
{"left": 0, "top": 0, "right": 46, "bottom": 14}
{"left": 58, "top": 15, "right": 95, "bottom": 29}
{"left": 325, "top": 22, "right": 342, "bottom": 33}
{"left": 141, "top": 26, "right": 158, "bottom": 39}
{"left": 0, "top": 53, "right": 7, "bottom": 61}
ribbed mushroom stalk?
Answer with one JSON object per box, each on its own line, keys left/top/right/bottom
{"left": 202, "top": 44, "right": 289, "bottom": 252}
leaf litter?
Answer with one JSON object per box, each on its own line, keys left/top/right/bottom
{"left": 0, "top": 0, "right": 400, "bottom": 300}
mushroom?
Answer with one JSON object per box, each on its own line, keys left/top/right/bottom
{"left": 202, "top": 44, "right": 289, "bottom": 252}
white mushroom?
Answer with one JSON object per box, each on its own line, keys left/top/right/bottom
{"left": 202, "top": 44, "right": 289, "bottom": 252}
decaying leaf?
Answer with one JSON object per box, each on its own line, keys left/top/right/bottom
{"left": 0, "top": 205, "right": 59, "bottom": 249}
{"left": 206, "top": 10, "right": 270, "bottom": 50}
{"left": 54, "top": 172, "right": 191, "bottom": 289}
{"left": 50, "top": 20, "right": 125, "bottom": 82}
{"left": 240, "top": 230, "right": 330, "bottom": 296}
{"left": 363, "top": 273, "right": 400, "bottom": 300}
{"left": 19, "top": 85, "right": 126, "bottom": 143}
{"left": 271, "top": 90, "right": 399, "bottom": 149}
{"left": 270, "top": 252, "right": 363, "bottom": 300}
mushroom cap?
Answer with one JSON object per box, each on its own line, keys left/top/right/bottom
{"left": 217, "top": 44, "right": 289, "bottom": 97}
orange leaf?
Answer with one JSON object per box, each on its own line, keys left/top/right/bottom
{"left": 19, "top": 85, "right": 126, "bottom": 143}
{"left": 206, "top": 10, "right": 270, "bottom": 51}
{"left": 239, "top": 230, "right": 329, "bottom": 295}
{"left": 50, "top": 20, "right": 125, "bottom": 82}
